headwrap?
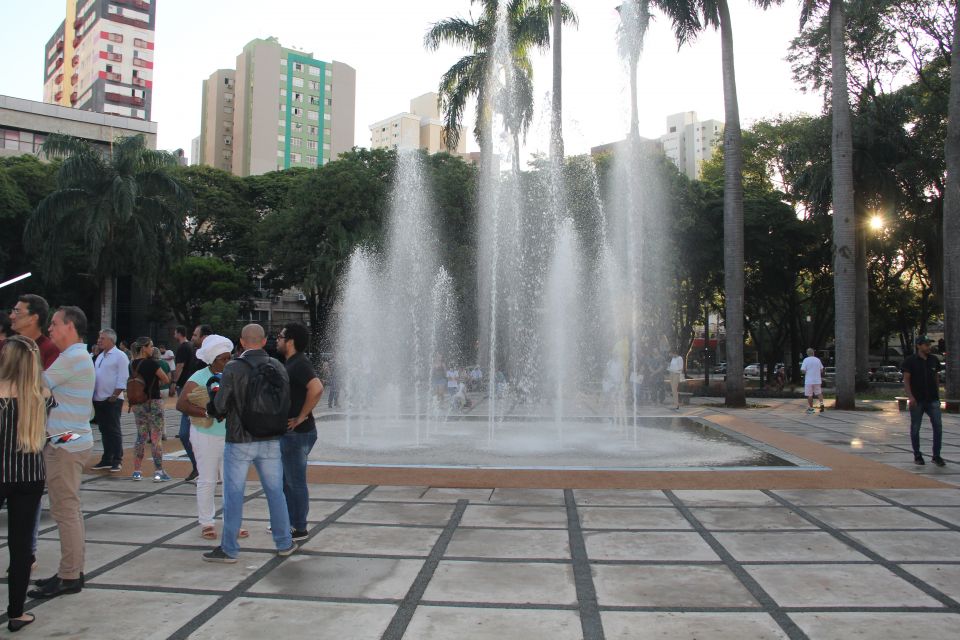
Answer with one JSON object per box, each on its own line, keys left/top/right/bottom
{"left": 195, "top": 334, "right": 233, "bottom": 365}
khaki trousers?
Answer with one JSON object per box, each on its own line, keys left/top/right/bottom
{"left": 43, "top": 445, "right": 91, "bottom": 579}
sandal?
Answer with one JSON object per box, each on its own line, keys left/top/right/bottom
{"left": 201, "top": 526, "right": 217, "bottom": 540}
{"left": 238, "top": 528, "right": 249, "bottom": 538}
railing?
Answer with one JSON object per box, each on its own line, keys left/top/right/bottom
{"left": 71, "top": 54, "right": 80, "bottom": 66}
{"left": 70, "top": 73, "right": 79, "bottom": 85}
{"left": 72, "top": 36, "right": 82, "bottom": 48}
{"left": 102, "top": 51, "right": 122, "bottom": 62}
{"left": 105, "top": 92, "right": 144, "bottom": 106}
{"left": 55, "top": 73, "right": 63, "bottom": 84}
{"left": 70, "top": 91, "right": 78, "bottom": 104}
{"left": 132, "top": 57, "right": 152, "bottom": 69}
{"left": 56, "top": 40, "right": 64, "bottom": 51}
{"left": 104, "top": 32, "right": 123, "bottom": 43}
{"left": 104, "top": 71, "right": 121, "bottom": 82}
{"left": 55, "top": 90, "right": 63, "bottom": 101}
{"left": 132, "top": 76, "right": 148, "bottom": 87}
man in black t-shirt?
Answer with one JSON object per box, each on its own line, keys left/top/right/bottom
{"left": 173, "top": 325, "right": 199, "bottom": 479}
{"left": 276, "top": 323, "right": 323, "bottom": 541}
{"left": 902, "top": 335, "right": 945, "bottom": 466}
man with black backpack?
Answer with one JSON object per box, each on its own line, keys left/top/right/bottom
{"left": 202, "top": 324, "right": 297, "bottom": 563}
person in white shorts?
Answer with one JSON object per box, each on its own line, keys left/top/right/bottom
{"left": 800, "top": 348, "right": 825, "bottom": 414}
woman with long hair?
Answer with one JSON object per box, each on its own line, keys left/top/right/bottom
{"left": 175, "top": 335, "right": 247, "bottom": 540}
{"left": 129, "top": 337, "right": 170, "bottom": 482}
{"left": 0, "top": 335, "right": 53, "bottom": 631}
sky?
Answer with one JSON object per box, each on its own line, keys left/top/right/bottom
{"left": 2, "top": 0, "right": 826, "bottom": 161}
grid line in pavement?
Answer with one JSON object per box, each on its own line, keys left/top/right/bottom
{"left": 565, "top": 488, "right": 606, "bottom": 640}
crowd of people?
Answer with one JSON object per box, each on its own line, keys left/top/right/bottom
{"left": 0, "top": 294, "right": 325, "bottom": 629}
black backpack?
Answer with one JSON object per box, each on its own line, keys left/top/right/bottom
{"left": 239, "top": 358, "right": 290, "bottom": 437}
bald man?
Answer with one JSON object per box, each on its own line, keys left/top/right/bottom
{"left": 203, "top": 324, "right": 295, "bottom": 563}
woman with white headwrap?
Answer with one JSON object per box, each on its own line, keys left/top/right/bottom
{"left": 175, "top": 335, "right": 248, "bottom": 540}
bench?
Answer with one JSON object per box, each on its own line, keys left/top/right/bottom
{"left": 678, "top": 392, "right": 693, "bottom": 406}
{"left": 895, "top": 397, "right": 908, "bottom": 411}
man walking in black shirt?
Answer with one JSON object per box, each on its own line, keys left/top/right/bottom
{"left": 902, "top": 336, "right": 945, "bottom": 466}
{"left": 277, "top": 323, "right": 323, "bottom": 541}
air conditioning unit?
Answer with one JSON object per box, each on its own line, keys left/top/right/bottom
{"left": 297, "top": 293, "right": 307, "bottom": 302}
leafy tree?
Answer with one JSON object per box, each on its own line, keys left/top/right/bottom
{"left": 159, "top": 256, "right": 250, "bottom": 328}
{"left": 25, "top": 134, "right": 190, "bottom": 328}
{"left": 945, "top": 3, "right": 959, "bottom": 399}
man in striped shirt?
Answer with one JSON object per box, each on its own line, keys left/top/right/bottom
{"left": 28, "top": 306, "right": 95, "bottom": 600}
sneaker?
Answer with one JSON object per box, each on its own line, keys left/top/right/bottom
{"left": 291, "top": 529, "right": 310, "bottom": 541}
{"left": 153, "top": 470, "right": 172, "bottom": 482}
{"left": 201, "top": 546, "right": 237, "bottom": 564}
{"left": 914, "top": 454, "right": 926, "bottom": 465}
{"left": 277, "top": 543, "right": 298, "bottom": 557}
{"left": 109, "top": 464, "right": 121, "bottom": 473}
{"left": 185, "top": 469, "right": 199, "bottom": 483}
{"left": 131, "top": 471, "right": 142, "bottom": 481}
{"left": 90, "top": 461, "right": 112, "bottom": 470}
{"left": 805, "top": 408, "right": 815, "bottom": 414}
{"left": 819, "top": 404, "right": 825, "bottom": 413}
{"left": 932, "top": 456, "right": 946, "bottom": 467}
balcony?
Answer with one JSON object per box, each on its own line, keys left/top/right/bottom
{"left": 55, "top": 90, "right": 63, "bottom": 101}
{"left": 131, "top": 76, "right": 148, "bottom": 88}
{"left": 104, "top": 32, "right": 123, "bottom": 43}
{"left": 70, "top": 91, "right": 78, "bottom": 104}
{"left": 56, "top": 40, "right": 64, "bottom": 52}
{"left": 55, "top": 73, "right": 63, "bottom": 84}
{"left": 71, "top": 54, "right": 80, "bottom": 66}
{"left": 132, "top": 57, "right": 152, "bottom": 69}
{"left": 106, "top": 92, "right": 144, "bottom": 107}
{"left": 73, "top": 18, "right": 83, "bottom": 30}
{"left": 104, "top": 71, "right": 121, "bottom": 82}
{"left": 101, "top": 51, "right": 122, "bottom": 62}
{"left": 54, "top": 57, "right": 63, "bottom": 69}
{"left": 72, "top": 35, "right": 82, "bottom": 48}
{"left": 133, "top": 0, "right": 150, "bottom": 9}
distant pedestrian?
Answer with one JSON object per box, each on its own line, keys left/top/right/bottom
{"left": 800, "top": 348, "right": 825, "bottom": 414}
{"left": 172, "top": 325, "right": 200, "bottom": 481}
{"left": 325, "top": 359, "right": 340, "bottom": 409}
{"left": 667, "top": 349, "right": 684, "bottom": 410}
{"left": 276, "top": 323, "right": 323, "bottom": 541}
{"left": 129, "top": 338, "right": 171, "bottom": 482}
{"left": 902, "top": 336, "right": 945, "bottom": 466}
{"left": 202, "top": 324, "right": 295, "bottom": 563}
{"left": 91, "top": 329, "right": 128, "bottom": 472}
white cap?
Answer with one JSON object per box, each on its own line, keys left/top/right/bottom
{"left": 196, "top": 335, "right": 234, "bottom": 365}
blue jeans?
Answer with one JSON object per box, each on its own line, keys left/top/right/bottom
{"left": 221, "top": 439, "right": 292, "bottom": 558}
{"left": 177, "top": 389, "right": 198, "bottom": 472}
{"left": 281, "top": 429, "right": 317, "bottom": 530}
{"left": 909, "top": 400, "right": 943, "bottom": 458}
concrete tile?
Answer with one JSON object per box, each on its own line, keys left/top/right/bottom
{"left": 421, "top": 487, "right": 494, "bottom": 501}
{"left": 364, "top": 485, "right": 429, "bottom": 501}
{"left": 578, "top": 506, "right": 690, "bottom": 530}
{"left": 713, "top": 532, "right": 868, "bottom": 562}
{"left": 338, "top": 502, "right": 454, "bottom": 526}
{"left": 190, "top": 598, "right": 396, "bottom": 639}
{"left": 803, "top": 506, "right": 947, "bottom": 530}
{"left": 239, "top": 497, "right": 344, "bottom": 522}
{"left": 914, "top": 506, "right": 960, "bottom": 526}
{"left": 165, "top": 521, "right": 278, "bottom": 550}
{"left": 49, "top": 513, "right": 193, "bottom": 544}
{"left": 21, "top": 588, "right": 216, "bottom": 638}
{"left": 33, "top": 540, "right": 136, "bottom": 578}
{"left": 848, "top": 531, "right": 960, "bottom": 561}
{"left": 584, "top": 531, "right": 718, "bottom": 561}
{"left": 602, "top": 612, "right": 788, "bottom": 639}
{"left": 771, "top": 489, "right": 889, "bottom": 506}
{"left": 746, "top": 564, "right": 943, "bottom": 607}
{"left": 690, "top": 508, "right": 817, "bottom": 531}
{"left": 459, "top": 505, "right": 568, "bottom": 528}
{"left": 248, "top": 554, "right": 422, "bottom": 599}
{"left": 76, "top": 490, "right": 148, "bottom": 512}
{"left": 674, "top": 490, "right": 779, "bottom": 507}
{"left": 111, "top": 493, "right": 205, "bottom": 517}
{"left": 307, "top": 483, "right": 370, "bottom": 499}
{"left": 406, "top": 606, "right": 582, "bottom": 639}
{"left": 91, "top": 547, "right": 271, "bottom": 590}
{"left": 900, "top": 564, "right": 960, "bottom": 602}
{"left": 573, "top": 489, "right": 671, "bottom": 506}
{"left": 592, "top": 564, "right": 757, "bottom": 607}
{"left": 446, "top": 528, "right": 571, "bottom": 559}
{"left": 423, "top": 560, "right": 577, "bottom": 605}
{"left": 789, "top": 612, "right": 960, "bottom": 639}
{"left": 870, "top": 489, "right": 960, "bottom": 505}
{"left": 302, "top": 523, "right": 442, "bottom": 556}
{"left": 80, "top": 477, "right": 169, "bottom": 493}
{"left": 489, "top": 488, "right": 566, "bottom": 504}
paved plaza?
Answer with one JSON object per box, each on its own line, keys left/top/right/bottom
{"left": 1, "top": 398, "right": 958, "bottom": 638}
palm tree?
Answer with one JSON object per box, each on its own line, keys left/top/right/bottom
{"left": 651, "top": 0, "right": 782, "bottom": 407}
{"left": 26, "top": 134, "right": 189, "bottom": 328}
{"left": 616, "top": 1, "right": 652, "bottom": 142}
{"left": 800, "top": 0, "right": 856, "bottom": 409}
{"left": 944, "top": 4, "right": 959, "bottom": 401}
{"left": 550, "top": 0, "right": 564, "bottom": 160}
{"left": 424, "top": 0, "right": 576, "bottom": 167}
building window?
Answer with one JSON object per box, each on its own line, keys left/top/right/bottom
{"left": 325, "top": 69, "right": 332, "bottom": 76}
{"left": 324, "top": 84, "right": 331, "bottom": 92}
{"left": 280, "top": 74, "right": 286, "bottom": 82}
{"left": 294, "top": 92, "right": 303, "bottom": 102}
{"left": 307, "top": 125, "right": 318, "bottom": 135}
{"left": 277, "top": 150, "right": 284, "bottom": 158}
{"left": 278, "top": 118, "right": 285, "bottom": 126}
{"left": 223, "top": 136, "right": 232, "bottom": 146}
{"left": 277, "top": 135, "right": 285, "bottom": 142}
{"left": 323, "top": 112, "right": 331, "bottom": 120}
{"left": 294, "top": 62, "right": 303, "bottom": 72}
{"left": 306, "top": 155, "right": 317, "bottom": 164}
{"left": 326, "top": 98, "right": 332, "bottom": 106}
{"left": 292, "top": 77, "right": 304, "bottom": 88}
{"left": 290, "top": 137, "right": 302, "bottom": 147}
{"left": 280, "top": 88, "right": 287, "bottom": 97}
{"left": 308, "top": 80, "right": 319, "bottom": 90}
{"left": 307, "top": 110, "right": 318, "bottom": 121}
{"left": 309, "top": 95, "right": 319, "bottom": 105}
{"left": 291, "top": 152, "right": 301, "bottom": 162}
{"left": 307, "top": 140, "right": 317, "bottom": 150}
{"left": 292, "top": 107, "right": 303, "bottom": 117}
{"left": 223, "top": 106, "right": 233, "bottom": 113}
{"left": 293, "top": 122, "right": 303, "bottom": 132}
{"left": 308, "top": 65, "right": 320, "bottom": 76}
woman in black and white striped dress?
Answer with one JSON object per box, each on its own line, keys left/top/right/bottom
{"left": 0, "top": 335, "right": 52, "bottom": 632}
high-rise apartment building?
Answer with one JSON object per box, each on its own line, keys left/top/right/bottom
{"left": 199, "top": 69, "right": 236, "bottom": 173}
{"left": 369, "top": 92, "right": 466, "bottom": 155}
{"left": 659, "top": 111, "right": 723, "bottom": 180}
{"left": 198, "top": 37, "right": 355, "bottom": 176}
{"left": 43, "top": 0, "right": 156, "bottom": 121}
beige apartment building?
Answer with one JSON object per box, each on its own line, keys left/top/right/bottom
{"left": 199, "top": 69, "right": 235, "bottom": 172}
{"left": 369, "top": 92, "right": 466, "bottom": 155}
{"left": 659, "top": 111, "right": 723, "bottom": 180}
{"left": 198, "top": 37, "right": 355, "bottom": 176}
{"left": 1, "top": 94, "right": 156, "bottom": 159}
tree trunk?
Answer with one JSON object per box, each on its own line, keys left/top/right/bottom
{"left": 717, "top": 0, "right": 746, "bottom": 407}
{"left": 829, "top": 0, "right": 857, "bottom": 410}
{"left": 944, "top": 4, "right": 960, "bottom": 400}
{"left": 855, "top": 210, "right": 870, "bottom": 391}
{"left": 550, "top": 0, "right": 563, "bottom": 160}
{"left": 629, "top": 58, "right": 639, "bottom": 141}
{"left": 100, "top": 276, "right": 115, "bottom": 330}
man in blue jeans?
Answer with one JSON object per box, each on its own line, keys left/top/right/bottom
{"left": 902, "top": 335, "right": 946, "bottom": 467}
{"left": 277, "top": 323, "right": 323, "bottom": 541}
{"left": 202, "top": 323, "right": 296, "bottom": 563}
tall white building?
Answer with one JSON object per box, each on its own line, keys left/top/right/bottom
{"left": 369, "top": 92, "right": 466, "bottom": 155}
{"left": 659, "top": 111, "right": 723, "bottom": 180}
